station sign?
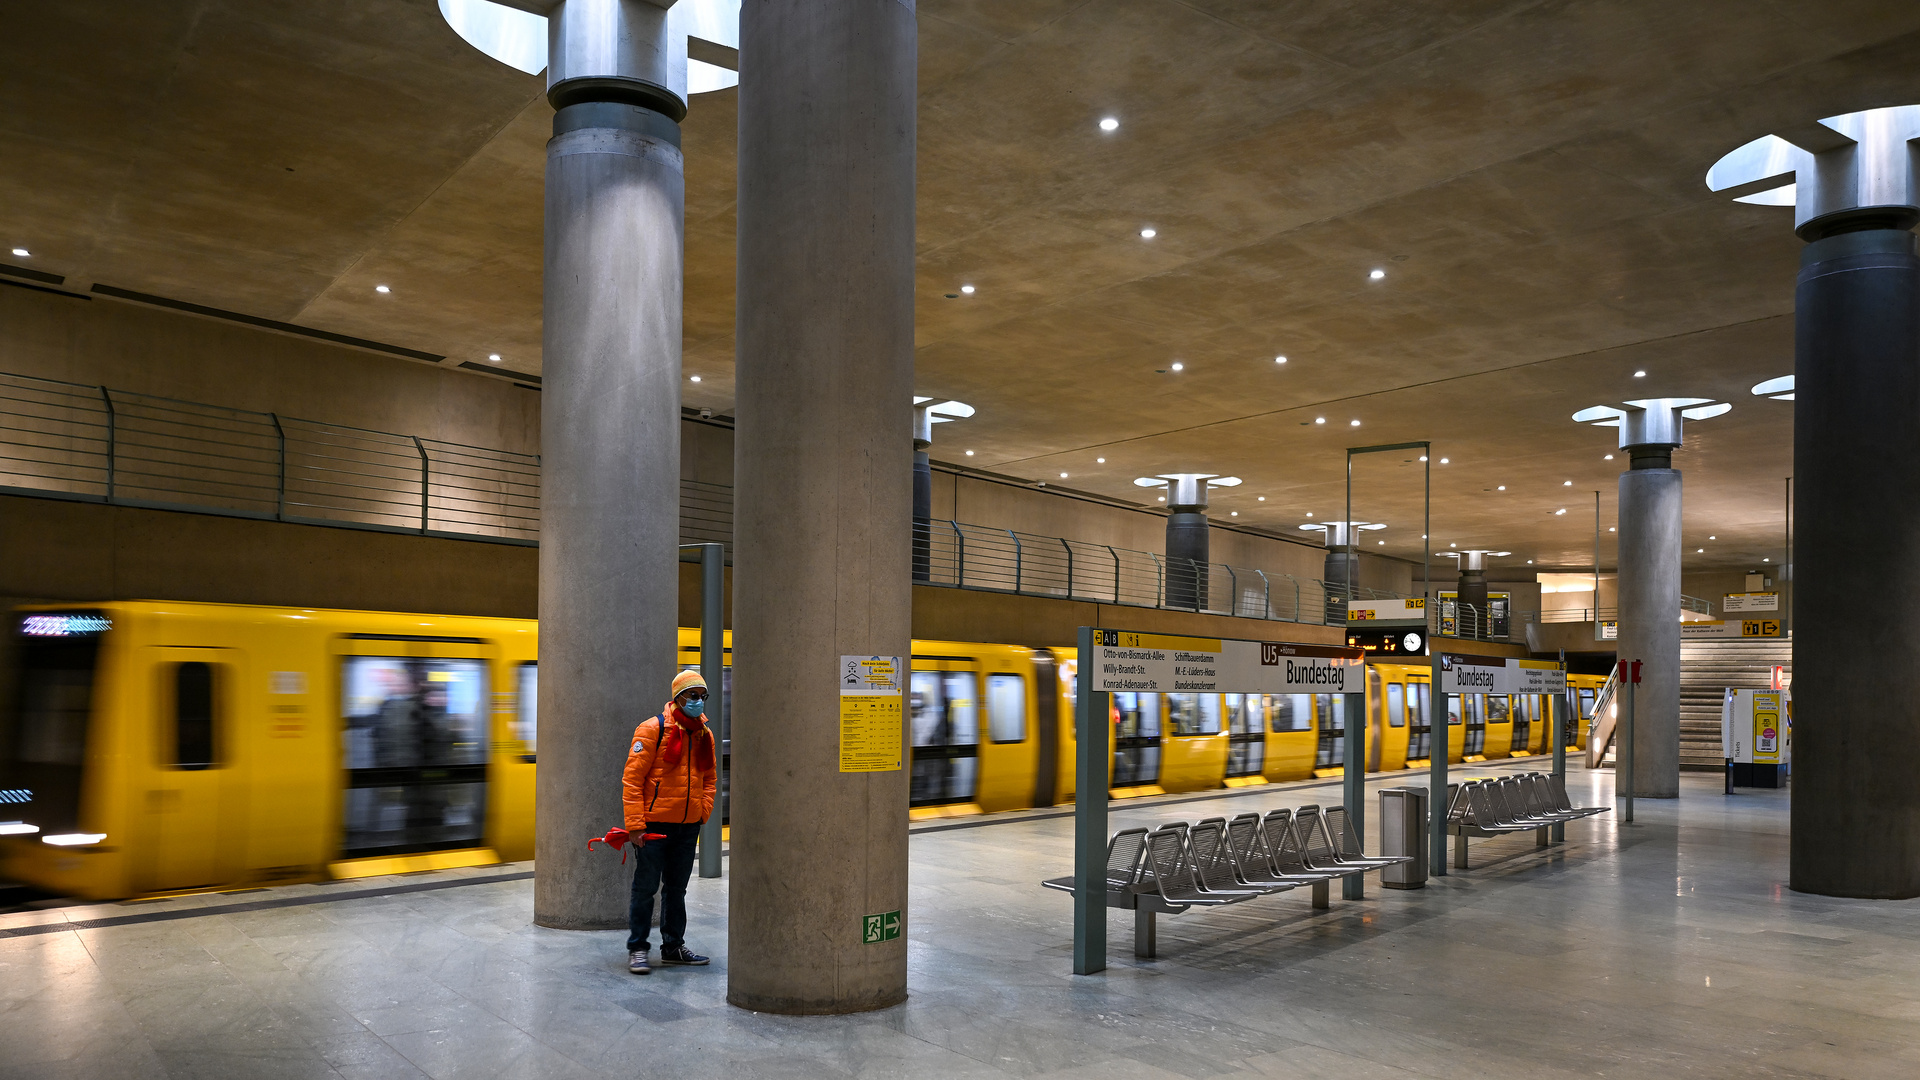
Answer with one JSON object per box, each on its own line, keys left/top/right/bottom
{"left": 1680, "top": 619, "right": 1782, "bottom": 639}
{"left": 1090, "top": 630, "right": 1364, "bottom": 695}
{"left": 1722, "top": 591, "right": 1780, "bottom": 613}
{"left": 1346, "top": 597, "right": 1426, "bottom": 622}
{"left": 1437, "top": 655, "right": 1567, "bottom": 694}
{"left": 1596, "top": 619, "right": 1619, "bottom": 640}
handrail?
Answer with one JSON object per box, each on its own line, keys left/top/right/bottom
{"left": 1587, "top": 666, "right": 1622, "bottom": 769}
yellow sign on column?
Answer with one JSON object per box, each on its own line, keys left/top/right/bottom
{"left": 839, "top": 654, "right": 903, "bottom": 772}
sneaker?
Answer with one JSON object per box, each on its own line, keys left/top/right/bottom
{"left": 658, "top": 944, "right": 709, "bottom": 966}
{"left": 628, "top": 950, "right": 650, "bottom": 974}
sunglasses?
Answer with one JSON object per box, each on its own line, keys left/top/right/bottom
{"left": 680, "top": 689, "right": 708, "bottom": 701}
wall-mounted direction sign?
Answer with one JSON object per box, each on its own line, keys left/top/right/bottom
{"left": 1722, "top": 591, "right": 1780, "bottom": 613}
{"left": 1090, "top": 630, "right": 1364, "bottom": 695}
{"left": 1346, "top": 597, "right": 1427, "bottom": 622}
{"left": 1597, "top": 619, "right": 1619, "bottom": 641}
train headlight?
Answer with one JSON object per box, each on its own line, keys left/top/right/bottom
{"left": 41, "top": 833, "right": 106, "bottom": 847}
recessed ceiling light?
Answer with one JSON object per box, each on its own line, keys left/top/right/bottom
{"left": 1609, "top": 527, "right": 1616, "bottom": 532}
{"left": 9, "top": 248, "right": 27, "bottom": 258}
{"left": 375, "top": 285, "right": 391, "bottom": 293}
{"left": 1497, "top": 485, "right": 1506, "bottom": 491}
{"left": 1709, "top": 535, "right": 1716, "bottom": 540}
{"left": 1060, "top": 472, "right": 1069, "bottom": 478}
{"left": 1170, "top": 362, "right": 1183, "bottom": 372}
{"left": 1633, "top": 370, "right": 1646, "bottom": 377}
{"left": 1369, "top": 269, "right": 1386, "bottom": 280}
{"left": 965, "top": 450, "right": 974, "bottom": 456}
{"left": 1527, "top": 560, "right": 1534, "bottom": 564}
{"left": 1306, "top": 512, "right": 1314, "bottom": 518}
{"left": 488, "top": 354, "right": 502, "bottom": 362}
{"left": 960, "top": 284, "right": 975, "bottom": 294}
{"left": 1275, "top": 355, "right": 1287, "bottom": 364}
{"left": 1604, "top": 454, "right": 1614, "bottom": 460}
{"left": 1439, "top": 457, "right": 1450, "bottom": 464}
{"left": 1555, "top": 509, "right": 1567, "bottom": 515}
{"left": 1096, "top": 457, "right": 1106, "bottom": 463}
{"left": 1314, "top": 417, "right": 1326, "bottom": 424}
{"left": 1377, "top": 540, "right": 1385, "bottom": 545}
{"left": 1763, "top": 557, "right": 1770, "bottom": 562}
{"left": 1231, "top": 512, "right": 1239, "bottom": 517}
{"left": 1449, "top": 543, "right": 1456, "bottom": 548}
{"left": 1157, "top": 496, "right": 1165, "bottom": 502}
{"left": 1257, "top": 496, "right": 1265, "bottom": 502}
{"left": 690, "top": 375, "right": 702, "bottom": 383}
{"left": 1418, "top": 455, "right": 1428, "bottom": 462}
{"left": 1099, "top": 117, "right": 1119, "bottom": 132}
{"left": 1140, "top": 228, "right": 1156, "bottom": 239}
{"left": 1697, "top": 548, "right": 1704, "bottom": 553}
{"left": 1563, "top": 480, "right": 1572, "bottom": 486}
{"left": 1349, "top": 419, "right": 1361, "bottom": 427}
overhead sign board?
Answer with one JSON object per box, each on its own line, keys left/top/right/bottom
{"left": 1722, "top": 591, "right": 1780, "bottom": 613}
{"left": 1680, "top": 619, "right": 1782, "bottom": 639}
{"left": 1348, "top": 628, "right": 1427, "bottom": 656}
{"left": 1346, "top": 597, "right": 1426, "bottom": 622}
{"left": 1090, "top": 630, "right": 1365, "bottom": 695}
{"left": 1436, "top": 655, "right": 1567, "bottom": 694}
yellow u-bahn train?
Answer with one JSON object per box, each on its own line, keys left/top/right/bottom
{"left": 1, "top": 601, "right": 1592, "bottom": 900}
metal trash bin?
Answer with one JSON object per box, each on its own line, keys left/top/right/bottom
{"left": 1380, "top": 787, "right": 1429, "bottom": 890}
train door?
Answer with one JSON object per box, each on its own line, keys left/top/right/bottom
{"left": 1031, "top": 651, "right": 1060, "bottom": 807}
{"left": 141, "top": 648, "right": 244, "bottom": 892}
{"left": 1379, "top": 675, "right": 1409, "bottom": 771}
{"left": 1366, "top": 669, "right": 1384, "bottom": 772}
{"left": 1225, "top": 694, "right": 1264, "bottom": 779}
{"left": 1111, "top": 692, "right": 1161, "bottom": 789}
{"left": 339, "top": 650, "right": 491, "bottom": 858}
{"left": 1054, "top": 653, "right": 1079, "bottom": 802}
{"left": 908, "top": 665, "right": 979, "bottom": 808}
{"left": 1575, "top": 684, "right": 1597, "bottom": 750}
{"left": 1510, "top": 694, "right": 1535, "bottom": 756}
{"left": 1482, "top": 694, "right": 1511, "bottom": 760}
{"left": 1262, "top": 694, "right": 1315, "bottom": 781}
{"left": 1451, "top": 694, "right": 1484, "bottom": 759}
{"left": 975, "top": 669, "right": 1036, "bottom": 812}
{"left": 1407, "top": 680, "right": 1432, "bottom": 763}
{"left": 1313, "top": 694, "right": 1346, "bottom": 774}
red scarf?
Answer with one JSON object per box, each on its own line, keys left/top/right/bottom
{"left": 660, "top": 705, "right": 715, "bottom": 773}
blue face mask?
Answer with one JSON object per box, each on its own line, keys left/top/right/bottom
{"left": 680, "top": 697, "right": 706, "bottom": 718}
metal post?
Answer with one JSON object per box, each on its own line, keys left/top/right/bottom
{"left": 100, "top": 387, "right": 116, "bottom": 501}
{"left": 1227, "top": 566, "right": 1238, "bottom": 616}
{"left": 1062, "top": 537, "right": 1074, "bottom": 598}
{"left": 1108, "top": 545, "right": 1120, "bottom": 603}
{"left": 1594, "top": 491, "right": 1601, "bottom": 638}
{"left": 270, "top": 412, "right": 287, "bottom": 520}
{"left": 952, "top": 520, "right": 965, "bottom": 587}
{"left": 1622, "top": 667, "right": 1635, "bottom": 824}
{"left": 1009, "top": 528, "right": 1022, "bottom": 593}
{"left": 412, "top": 435, "right": 430, "bottom": 533}
{"left": 1430, "top": 649, "right": 1448, "bottom": 875}
{"left": 697, "top": 542, "right": 725, "bottom": 878}
{"left": 1552, "top": 647, "right": 1567, "bottom": 843}
{"left": 1342, "top": 689, "right": 1365, "bottom": 900}
{"left": 1072, "top": 625, "right": 1110, "bottom": 975}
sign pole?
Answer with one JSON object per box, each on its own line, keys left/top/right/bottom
{"left": 1072, "top": 625, "right": 1109, "bottom": 975}
{"left": 696, "top": 542, "right": 725, "bottom": 879}
{"left": 1429, "top": 651, "right": 1448, "bottom": 876}
{"left": 1552, "top": 648, "right": 1567, "bottom": 843}
{"left": 1342, "top": 689, "right": 1365, "bottom": 899}
{"left": 1621, "top": 659, "right": 1636, "bottom": 824}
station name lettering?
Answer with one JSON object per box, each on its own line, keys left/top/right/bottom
{"left": 1286, "top": 660, "right": 1343, "bottom": 685}
{"left": 1454, "top": 668, "right": 1496, "bottom": 688}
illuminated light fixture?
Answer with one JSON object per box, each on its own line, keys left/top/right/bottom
{"left": 1497, "top": 486, "right": 1506, "bottom": 491}
{"left": 1314, "top": 417, "right": 1326, "bottom": 424}
{"left": 960, "top": 284, "right": 975, "bottom": 294}
{"left": 1418, "top": 455, "right": 1428, "bottom": 462}
{"left": 1275, "top": 355, "right": 1287, "bottom": 364}
{"left": 42, "top": 832, "right": 106, "bottom": 846}
{"left": 1257, "top": 496, "right": 1266, "bottom": 502}
{"left": 1439, "top": 457, "right": 1449, "bottom": 464}
{"left": 1563, "top": 480, "right": 1572, "bottom": 486}
{"left": 1605, "top": 454, "right": 1614, "bottom": 460}
{"left": 1306, "top": 512, "right": 1314, "bottom": 518}
{"left": 1764, "top": 557, "right": 1771, "bottom": 562}
{"left": 1096, "top": 457, "right": 1105, "bottom": 463}
{"left": 1555, "top": 509, "right": 1567, "bottom": 515}
{"left": 1369, "top": 269, "right": 1386, "bottom": 280}
{"left": 1140, "top": 228, "right": 1156, "bottom": 239}
{"left": 1378, "top": 540, "right": 1385, "bottom": 545}
{"left": 1157, "top": 496, "right": 1164, "bottom": 501}
{"left": 964, "top": 450, "right": 974, "bottom": 456}
{"left": 1527, "top": 560, "right": 1534, "bottom": 564}
{"left": 1349, "top": 419, "right": 1361, "bottom": 427}
{"left": 1231, "top": 512, "right": 1239, "bottom": 517}
{"left": 1060, "top": 472, "right": 1069, "bottom": 479}
{"left": 0, "top": 822, "right": 39, "bottom": 836}
{"left": 1709, "top": 535, "right": 1717, "bottom": 540}
{"left": 1610, "top": 527, "right": 1617, "bottom": 532}
{"left": 690, "top": 375, "right": 702, "bottom": 383}
{"left": 1099, "top": 117, "right": 1119, "bottom": 132}
{"left": 1633, "top": 370, "right": 1647, "bottom": 377}
{"left": 9, "top": 248, "right": 27, "bottom": 258}
{"left": 375, "top": 285, "right": 391, "bottom": 294}
{"left": 1435, "top": 549, "right": 1509, "bottom": 558}
{"left": 1753, "top": 375, "right": 1795, "bottom": 401}
{"left": 1169, "top": 362, "right": 1184, "bottom": 372}
{"left": 438, "top": 0, "right": 742, "bottom": 93}
{"left": 488, "top": 353, "right": 502, "bottom": 362}
{"left": 1697, "top": 548, "right": 1705, "bottom": 553}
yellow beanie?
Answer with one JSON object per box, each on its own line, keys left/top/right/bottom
{"left": 671, "top": 669, "right": 708, "bottom": 699}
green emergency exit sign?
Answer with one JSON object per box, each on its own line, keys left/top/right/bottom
{"left": 861, "top": 909, "right": 901, "bottom": 944}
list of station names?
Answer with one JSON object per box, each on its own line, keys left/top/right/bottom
{"left": 1093, "top": 633, "right": 1362, "bottom": 695}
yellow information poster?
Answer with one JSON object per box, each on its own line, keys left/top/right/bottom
{"left": 839, "top": 655, "right": 903, "bottom": 773}
{"left": 1753, "top": 691, "right": 1781, "bottom": 763}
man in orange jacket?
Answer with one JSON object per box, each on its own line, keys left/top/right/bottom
{"left": 623, "top": 669, "right": 718, "bottom": 974}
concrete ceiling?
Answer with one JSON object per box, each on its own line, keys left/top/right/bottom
{"left": 5, "top": 1, "right": 1919, "bottom": 573}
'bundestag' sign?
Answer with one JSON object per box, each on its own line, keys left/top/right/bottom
{"left": 1091, "top": 630, "right": 1364, "bottom": 695}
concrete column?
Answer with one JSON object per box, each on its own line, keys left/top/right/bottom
{"left": 1456, "top": 551, "right": 1489, "bottom": 632}
{"left": 730, "top": 0, "right": 916, "bottom": 1014}
{"left": 1616, "top": 457, "right": 1681, "bottom": 799}
{"left": 1792, "top": 227, "right": 1920, "bottom": 898}
{"left": 1164, "top": 507, "right": 1208, "bottom": 610}
{"left": 532, "top": 3, "right": 687, "bottom": 931}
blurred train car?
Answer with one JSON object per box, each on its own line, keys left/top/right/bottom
{"left": 2, "top": 601, "right": 1580, "bottom": 900}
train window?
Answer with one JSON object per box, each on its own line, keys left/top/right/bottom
{"left": 1111, "top": 693, "right": 1161, "bottom": 785}
{"left": 340, "top": 656, "right": 490, "bottom": 858}
{"left": 1166, "top": 694, "right": 1221, "bottom": 736}
{"left": 1579, "top": 688, "right": 1597, "bottom": 719}
{"left": 1486, "top": 695, "right": 1510, "bottom": 725}
{"left": 1446, "top": 695, "right": 1463, "bottom": 725}
{"left": 169, "top": 662, "right": 218, "bottom": 769}
{"left": 515, "top": 663, "right": 537, "bottom": 759}
{"left": 1410, "top": 683, "right": 1429, "bottom": 727}
{"left": 986, "top": 674, "right": 1026, "bottom": 743}
{"left": 7, "top": 634, "right": 101, "bottom": 834}
{"left": 1268, "top": 694, "right": 1313, "bottom": 733}
{"left": 909, "top": 670, "right": 979, "bottom": 805}
{"left": 1386, "top": 683, "right": 1405, "bottom": 728}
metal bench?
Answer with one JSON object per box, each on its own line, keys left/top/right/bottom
{"left": 1315, "top": 805, "right": 1414, "bottom": 873}
{"left": 1541, "top": 772, "right": 1610, "bottom": 819}
{"left": 1446, "top": 780, "right": 1544, "bottom": 868}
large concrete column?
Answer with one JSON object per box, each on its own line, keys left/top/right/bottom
{"left": 1708, "top": 105, "right": 1920, "bottom": 894}
{"left": 1616, "top": 455, "right": 1682, "bottom": 799}
{"left": 1164, "top": 476, "right": 1211, "bottom": 610}
{"left": 730, "top": 0, "right": 916, "bottom": 1013}
{"left": 1456, "top": 550, "right": 1489, "bottom": 630}
{"left": 533, "top": 0, "right": 687, "bottom": 930}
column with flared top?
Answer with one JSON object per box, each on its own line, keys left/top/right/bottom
{"left": 729, "top": 0, "right": 917, "bottom": 1013}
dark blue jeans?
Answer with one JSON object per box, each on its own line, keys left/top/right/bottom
{"left": 627, "top": 821, "right": 702, "bottom": 953}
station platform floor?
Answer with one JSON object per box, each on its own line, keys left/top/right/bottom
{"left": 3, "top": 760, "right": 1912, "bottom": 1080}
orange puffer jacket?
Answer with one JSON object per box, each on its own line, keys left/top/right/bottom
{"left": 622, "top": 703, "right": 717, "bottom": 829}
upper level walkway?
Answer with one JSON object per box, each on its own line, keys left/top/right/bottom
{"left": 2, "top": 764, "right": 1894, "bottom": 1080}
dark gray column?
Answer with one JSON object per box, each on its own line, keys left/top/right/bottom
{"left": 1165, "top": 508, "right": 1209, "bottom": 610}
{"left": 1456, "top": 551, "right": 1488, "bottom": 633}
{"left": 1616, "top": 453, "right": 1681, "bottom": 799}
{"left": 1792, "top": 227, "right": 1920, "bottom": 897}
{"left": 730, "top": 0, "right": 916, "bottom": 1013}
{"left": 533, "top": 2, "right": 686, "bottom": 931}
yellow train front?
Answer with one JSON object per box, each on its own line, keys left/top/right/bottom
{"left": 1, "top": 600, "right": 1585, "bottom": 901}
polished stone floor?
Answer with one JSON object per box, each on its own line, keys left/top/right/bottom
{"left": 4, "top": 760, "right": 1911, "bottom": 1080}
